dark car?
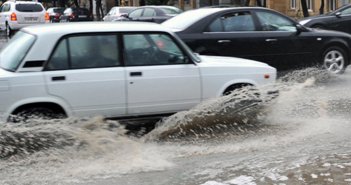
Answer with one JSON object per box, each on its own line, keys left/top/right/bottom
{"left": 117, "top": 5, "right": 182, "bottom": 23}
{"left": 299, "top": 4, "right": 351, "bottom": 34}
{"left": 162, "top": 7, "right": 351, "bottom": 73}
{"left": 46, "top": 7, "right": 64, "bottom": 22}
{"left": 103, "top": 6, "right": 136, "bottom": 21}
{"left": 60, "top": 7, "right": 93, "bottom": 22}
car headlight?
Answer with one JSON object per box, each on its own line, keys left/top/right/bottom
{"left": 299, "top": 19, "right": 311, "bottom": 25}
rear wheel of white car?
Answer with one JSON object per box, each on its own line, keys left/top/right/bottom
{"left": 9, "top": 107, "right": 66, "bottom": 123}
{"left": 322, "top": 46, "right": 348, "bottom": 74}
{"left": 223, "top": 84, "right": 255, "bottom": 96}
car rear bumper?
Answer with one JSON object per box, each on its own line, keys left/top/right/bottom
{"left": 8, "top": 21, "right": 48, "bottom": 30}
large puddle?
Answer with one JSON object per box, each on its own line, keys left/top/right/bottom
{"left": 1, "top": 68, "right": 351, "bottom": 185}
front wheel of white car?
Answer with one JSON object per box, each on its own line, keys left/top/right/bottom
{"left": 322, "top": 46, "right": 348, "bottom": 74}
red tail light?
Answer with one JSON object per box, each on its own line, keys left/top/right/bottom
{"left": 10, "top": 12, "right": 17, "bottom": 21}
{"left": 45, "top": 12, "right": 50, "bottom": 21}
{"left": 69, "top": 13, "right": 75, "bottom": 19}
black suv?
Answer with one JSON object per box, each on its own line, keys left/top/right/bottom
{"left": 60, "top": 7, "right": 93, "bottom": 22}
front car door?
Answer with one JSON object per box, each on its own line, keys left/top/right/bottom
{"left": 253, "top": 10, "right": 316, "bottom": 71}
{"left": 333, "top": 6, "right": 351, "bottom": 34}
{"left": 122, "top": 32, "right": 201, "bottom": 115}
{"left": 44, "top": 34, "right": 127, "bottom": 118}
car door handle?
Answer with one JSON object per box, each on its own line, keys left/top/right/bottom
{"left": 51, "top": 76, "right": 66, "bottom": 81}
{"left": 130, "top": 72, "right": 142, "bottom": 77}
{"left": 217, "top": 40, "right": 231, "bottom": 43}
{"left": 265, "top": 39, "right": 278, "bottom": 42}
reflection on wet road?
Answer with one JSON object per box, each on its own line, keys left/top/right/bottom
{"left": 1, "top": 34, "right": 351, "bottom": 185}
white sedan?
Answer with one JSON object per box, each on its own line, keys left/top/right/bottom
{"left": 0, "top": 22, "right": 276, "bottom": 122}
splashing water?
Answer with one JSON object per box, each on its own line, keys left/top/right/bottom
{"left": 0, "top": 67, "right": 350, "bottom": 185}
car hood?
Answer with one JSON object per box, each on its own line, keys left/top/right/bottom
{"left": 198, "top": 55, "right": 273, "bottom": 68}
{"left": 309, "top": 27, "right": 351, "bottom": 37}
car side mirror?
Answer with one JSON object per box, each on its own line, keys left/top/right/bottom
{"left": 335, "top": 12, "right": 342, "bottom": 18}
{"left": 295, "top": 24, "right": 306, "bottom": 34}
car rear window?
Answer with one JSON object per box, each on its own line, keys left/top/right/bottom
{"left": 16, "top": 4, "right": 43, "bottom": 12}
{"left": 76, "top": 8, "right": 89, "bottom": 15}
{"left": 53, "top": 8, "right": 64, "bottom": 13}
{"left": 0, "top": 31, "right": 36, "bottom": 72}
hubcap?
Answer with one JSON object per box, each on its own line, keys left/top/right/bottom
{"left": 323, "top": 50, "right": 345, "bottom": 74}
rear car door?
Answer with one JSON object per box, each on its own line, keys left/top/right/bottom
{"left": 123, "top": 32, "right": 201, "bottom": 115}
{"left": 44, "top": 34, "right": 127, "bottom": 118}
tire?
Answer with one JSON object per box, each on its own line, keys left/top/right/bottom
{"left": 223, "top": 84, "right": 255, "bottom": 96}
{"left": 5, "top": 23, "right": 13, "bottom": 38}
{"left": 321, "top": 46, "right": 348, "bottom": 74}
{"left": 9, "top": 107, "right": 65, "bottom": 123}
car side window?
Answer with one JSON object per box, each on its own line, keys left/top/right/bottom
{"left": 47, "top": 40, "right": 69, "bottom": 70}
{"left": 46, "top": 35, "right": 119, "bottom": 70}
{"left": 129, "top": 9, "right": 143, "bottom": 18}
{"left": 123, "top": 33, "right": 188, "bottom": 66}
{"left": 1, "top": 4, "right": 10, "bottom": 12}
{"left": 256, "top": 11, "right": 297, "bottom": 32}
{"left": 208, "top": 11, "right": 255, "bottom": 32}
{"left": 143, "top": 8, "right": 156, "bottom": 17}
{"left": 341, "top": 7, "right": 351, "bottom": 15}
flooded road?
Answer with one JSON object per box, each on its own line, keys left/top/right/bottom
{"left": 1, "top": 35, "right": 351, "bottom": 185}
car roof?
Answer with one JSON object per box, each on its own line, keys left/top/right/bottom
{"left": 162, "top": 7, "right": 274, "bottom": 31}
{"left": 22, "top": 22, "right": 170, "bottom": 35}
{"left": 7, "top": 1, "right": 42, "bottom": 4}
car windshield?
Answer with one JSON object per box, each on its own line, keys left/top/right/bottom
{"left": 162, "top": 8, "right": 219, "bottom": 31}
{"left": 16, "top": 4, "right": 43, "bottom": 12}
{"left": 0, "top": 31, "right": 35, "bottom": 72}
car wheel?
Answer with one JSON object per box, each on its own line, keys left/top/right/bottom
{"left": 322, "top": 46, "right": 348, "bottom": 74}
{"left": 9, "top": 107, "right": 65, "bottom": 123}
{"left": 5, "top": 24, "right": 13, "bottom": 38}
{"left": 223, "top": 83, "right": 255, "bottom": 96}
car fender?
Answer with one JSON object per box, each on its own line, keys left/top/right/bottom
{"left": 217, "top": 79, "right": 258, "bottom": 97}
{"left": 322, "top": 37, "right": 351, "bottom": 59}
{"left": 4, "top": 96, "right": 73, "bottom": 119}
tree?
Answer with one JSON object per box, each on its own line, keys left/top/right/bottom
{"left": 95, "top": 0, "right": 104, "bottom": 21}
{"left": 73, "top": 0, "right": 79, "bottom": 7}
{"left": 319, "top": 0, "right": 324, "bottom": 15}
{"left": 301, "top": 0, "right": 309, "bottom": 17}
{"left": 58, "top": 0, "right": 66, "bottom": 7}
{"left": 243, "top": 0, "right": 265, "bottom": 7}
{"left": 89, "top": 0, "right": 93, "bottom": 20}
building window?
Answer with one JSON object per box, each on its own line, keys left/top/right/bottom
{"left": 290, "top": 0, "right": 296, "bottom": 9}
{"left": 329, "top": 0, "right": 336, "bottom": 11}
{"left": 307, "top": 0, "right": 313, "bottom": 10}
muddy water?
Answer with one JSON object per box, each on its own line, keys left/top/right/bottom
{"left": 1, "top": 68, "right": 351, "bottom": 185}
